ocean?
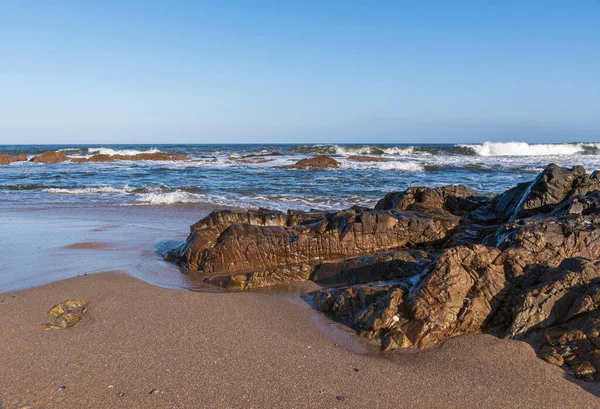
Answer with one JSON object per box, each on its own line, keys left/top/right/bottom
{"left": 1, "top": 141, "right": 600, "bottom": 212}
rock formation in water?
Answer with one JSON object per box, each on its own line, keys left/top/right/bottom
{"left": 71, "top": 152, "right": 190, "bottom": 162}
{"left": 25, "top": 150, "right": 190, "bottom": 164}
{"left": 31, "top": 151, "right": 70, "bottom": 164}
{"left": 0, "top": 153, "right": 27, "bottom": 165}
{"left": 166, "top": 164, "right": 600, "bottom": 381}
{"left": 347, "top": 155, "right": 390, "bottom": 162}
{"left": 277, "top": 155, "right": 341, "bottom": 169}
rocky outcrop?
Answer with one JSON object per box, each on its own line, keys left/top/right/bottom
{"left": 347, "top": 155, "right": 390, "bottom": 162}
{"left": 72, "top": 152, "right": 190, "bottom": 162}
{"left": 167, "top": 163, "right": 600, "bottom": 381}
{"left": 0, "top": 153, "right": 27, "bottom": 165}
{"left": 167, "top": 206, "right": 459, "bottom": 273}
{"left": 31, "top": 151, "right": 69, "bottom": 164}
{"left": 472, "top": 164, "right": 600, "bottom": 222}
{"left": 26, "top": 150, "right": 190, "bottom": 164}
{"left": 278, "top": 155, "right": 341, "bottom": 169}
{"left": 375, "top": 185, "right": 487, "bottom": 217}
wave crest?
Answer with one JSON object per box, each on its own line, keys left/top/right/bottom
{"left": 460, "top": 142, "right": 600, "bottom": 157}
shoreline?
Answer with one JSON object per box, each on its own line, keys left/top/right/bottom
{"left": 2, "top": 271, "right": 599, "bottom": 408}
{"left": 2, "top": 175, "right": 600, "bottom": 407}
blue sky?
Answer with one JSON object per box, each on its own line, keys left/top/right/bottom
{"left": 1, "top": 1, "right": 599, "bottom": 144}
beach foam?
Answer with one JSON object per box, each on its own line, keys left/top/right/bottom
{"left": 460, "top": 141, "right": 600, "bottom": 156}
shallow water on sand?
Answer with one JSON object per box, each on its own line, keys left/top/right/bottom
{"left": 0, "top": 204, "right": 209, "bottom": 292}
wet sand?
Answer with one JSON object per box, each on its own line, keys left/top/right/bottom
{"left": 0, "top": 204, "right": 599, "bottom": 408}
{"left": 1, "top": 272, "right": 599, "bottom": 408}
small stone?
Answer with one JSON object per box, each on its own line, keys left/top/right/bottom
{"left": 117, "top": 392, "right": 125, "bottom": 397}
{"left": 336, "top": 395, "right": 345, "bottom": 401}
{"left": 149, "top": 388, "right": 159, "bottom": 394}
{"left": 18, "top": 404, "right": 33, "bottom": 409}
{"left": 57, "top": 386, "right": 66, "bottom": 391}
{"left": 353, "top": 368, "right": 359, "bottom": 372}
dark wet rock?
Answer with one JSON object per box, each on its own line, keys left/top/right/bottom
{"left": 232, "top": 157, "right": 274, "bottom": 164}
{"left": 203, "top": 262, "right": 316, "bottom": 290}
{"left": 490, "top": 215, "right": 600, "bottom": 275}
{"left": 310, "top": 250, "right": 434, "bottom": 286}
{"left": 278, "top": 155, "right": 341, "bottom": 169}
{"left": 473, "top": 164, "right": 599, "bottom": 222}
{"left": 0, "top": 153, "right": 27, "bottom": 165}
{"left": 347, "top": 155, "right": 390, "bottom": 162}
{"left": 375, "top": 185, "right": 487, "bottom": 217}
{"left": 31, "top": 151, "right": 69, "bottom": 164}
{"left": 167, "top": 206, "right": 459, "bottom": 273}
{"left": 551, "top": 191, "right": 600, "bottom": 217}
{"left": 43, "top": 299, "right": 88, "bottom": 330}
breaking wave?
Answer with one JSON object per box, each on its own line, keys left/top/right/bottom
{"left": 292, "top": 144, "right": 425, "bottom": 156}
{"left": 59, "top": 147, "right": 161, "bottom": 157}
{"left": 43, "top": 185, "right": 205, "bottom": 195}
{"left": 343, "top": 160, "right": 425, "bottom": 172}
{"left": 460, "top": 142, "right": 600, "bottom": 157}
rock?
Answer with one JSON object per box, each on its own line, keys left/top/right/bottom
{"left": 168, "top": 206, "right": 459, "bottom": 273}
{"left": 402, "top": 245, "right": 507, "bottom": 348}
{"left": 31, "top": 151, "right": 69, "bottom": 164}
{"left": 505, "top": 258, "right": 600, "bottom": 339}
{"left": 472, "top": 164, "right": 599, "bottom": 222}
{"left": 375, "top": 185, "right": 487, "bottom": 217}
{"left": 347, "top": 155, "right": 390, "bottom": 162}
{"left": 76, "top": 152, "right": 190, "bottom": 162}
{"left": 43, "top": 299, "right": 88, "bottom": 330}
{"left": 310, "top": 250, "right": 434, "bottom": 286}
{"left": 490, "top": 215, "right": 600, "bottom": 274}
{"left": 0, "top": 153, "right": 27, "bottom": 165}
{"left": 551, "top": 191, "right": 600, "bottom": 217}
{"left": 278, "top": 155, "right": 341, "bottom": 169}
{"left": 204, "top": 262, "right": 316, "bottom": 290}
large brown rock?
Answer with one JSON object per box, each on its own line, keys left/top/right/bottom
{"left": 31, "top": 151, "right": 69, "bottom": 164}
{"left": 278, "top": 155, "right": 341, "bottom": 169}
{"left": 168, "top": 207, "right": 459, "bottom": 273}
{"left": 0, "top": 153, "right": 27, "bottom": 165}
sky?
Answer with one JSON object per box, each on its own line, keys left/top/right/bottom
{"left": 0, "top": 1, "right": 599, "bottom": 145}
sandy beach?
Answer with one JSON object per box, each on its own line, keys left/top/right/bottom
{"left": 1, "top": 271, "right": 599, "bottom": 408}
{"left": 1, "top": 189, "right": 599, "bottom": 408}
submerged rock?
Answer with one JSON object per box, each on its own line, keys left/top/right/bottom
{"left": 166, "top": 163, "right": 600, "bottom": 381}
{"left": 74, "top": 152, "right": 190, "bottom": 162}
{"left": 347, "top": 155, "right": 390, "bottom": 162}
{"left": 43, "top": 299, "right": 88, "bottom": 330}
{"left": 278, "top": 155, "right": 341, "bottom": 169}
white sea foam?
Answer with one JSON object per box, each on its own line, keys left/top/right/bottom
{"left": 136, "top": 191, "right": 204, "bottom": 204}
{"left": 44, "top": 186, "right": 134, "bottom": 195}
{"left": 461, "top": 141, "right": 600, "bottom": 157}
{"left": 343, "top": 160, "right": 424, "bottom": 172}
{"left": 87, "top": 147, "right": 161, "bottom": 156}
{"left": 333, "top": 145, "right": 417, "bottom": 156}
